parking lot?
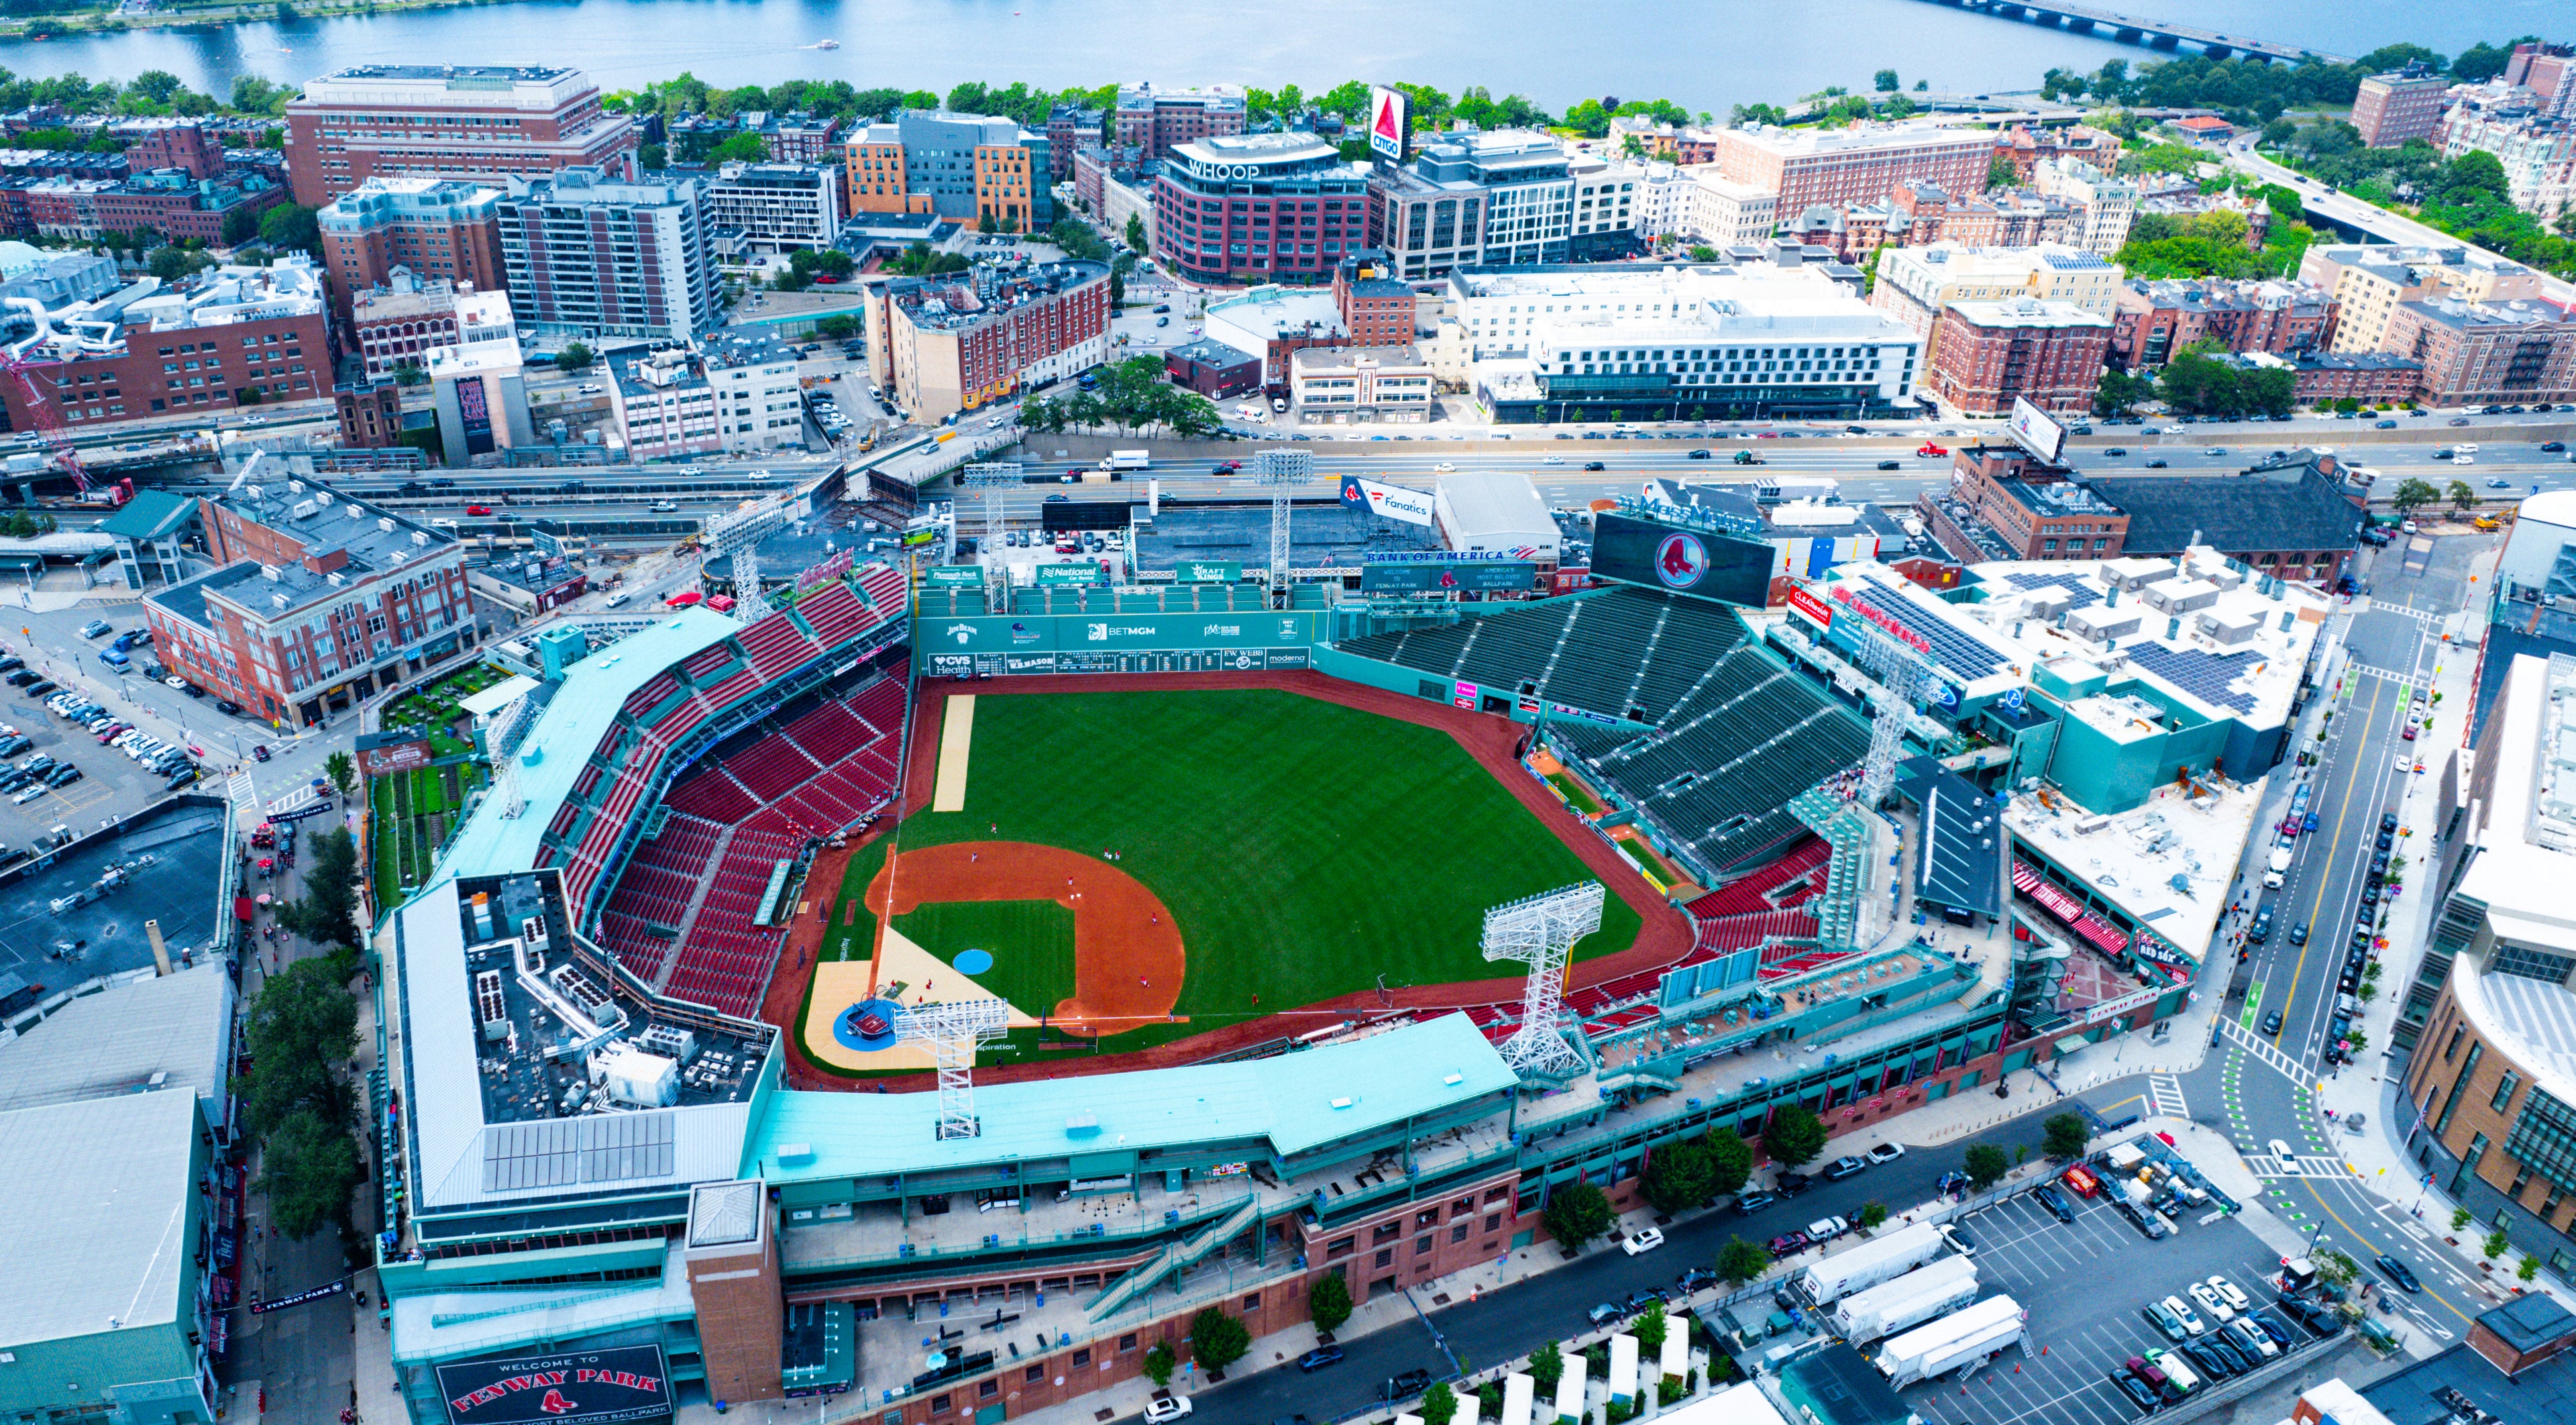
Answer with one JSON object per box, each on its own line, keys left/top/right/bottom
{"left": 1900, "top": 1181, "right": 2315, "bottom": 1425}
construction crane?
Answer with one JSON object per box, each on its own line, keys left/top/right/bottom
{"left": 0, "top": 346, "right": 90, "bottom": 494}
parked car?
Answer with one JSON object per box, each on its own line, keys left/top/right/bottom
{"left": 1381, "top": 1369, "right": 1434, "bottom": 1402}
{"left": 1806, "top": 1216, "right": 1849, "bottom": 1242}
{"left": 1935, "top": 1222, "right": 1976, "bottom": 1257}
{"left": 1142, "top": 1397, "right": 1191, "bottom": 1424}
{"left": 1864, "top": 1142, "right": 1904, "bottom": 1165}
{"left": 1775, "top": 1171, "right": 1814, "bottom": 1198}
{"left": 2108, "top": 1370, "right": 2162, "bottom": 1413}
{"left": 1621, "top": 1228, "right": 1666, "bottom": 1255}
{"left": 1766, "top": 1230, "right": 1813, "bottom": 1258}
{"left": 2031, "top": 1184, "right": 2076, "bottom": 1222}
{"left": 2188, "top": 1282, "right": 2235, "bottom": 1323}
{"left": 2143, "top": 1300, "right": 2190, "bottom": 1342}
{"left": 2115, "top": 1200, "right": 2169, "bottom": 1238}
{"left": 1824, "top": 1155, "right": 1868, "bottom": 1181}
{"left": 78, "top": 620, "right": 112, "bottom": 639}
{"left": 1297, "top": 1346, "right": 1346, "bottom": 1372}
{"left": 1733, "top": 1190, "right": 1777, "bottom": 1216}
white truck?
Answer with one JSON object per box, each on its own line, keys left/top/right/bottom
{"left": 1876, "top": 1295, "right": 2025, "bottom": 1387}
{"left": 1796, "top": 1221, "right": 1945, "bottom": 1306}
{"left": 1832, "top": 1256, "right": 1980, "bottom": 1344}
{"left": 1098, "top": 450, "right": 1151, "bottom": 472}
{"left": 2263, "top": 843, "right": 2294, "bottom": 889}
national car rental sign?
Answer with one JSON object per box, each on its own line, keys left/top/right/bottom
{"left": 436, "top": 1348, "right": 673, "bottom": 1425}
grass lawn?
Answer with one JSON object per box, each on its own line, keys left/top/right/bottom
{"left": 867, "top": 688, "right": 1639, "bottom": 1053}
{"left": 892, "top": 899, "right": 1077, "bottom": 1012}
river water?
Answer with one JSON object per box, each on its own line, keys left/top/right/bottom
{"left": 0, "top": 0, "right": 2553, "bottom": 119}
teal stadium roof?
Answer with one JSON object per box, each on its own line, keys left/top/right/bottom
{"left": 435, "top": 608, "right": 745, "bottom": 885}
{"left": 750, "top": 1014, "right": 1517, "bottom": 1181}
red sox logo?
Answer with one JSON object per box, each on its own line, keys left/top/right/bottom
{"left": 539, "top": 1393, "right": 578, "bottom": 1417}
{"left": 1655, "top": 533, "right": 1707, "bottom": 589}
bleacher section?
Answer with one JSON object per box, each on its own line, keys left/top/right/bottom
{"left": 1338, "top": 586, "right": 1753, "bottom": 724}
{"left": 592, "top": 666, "right": 910, "bottom": 1018}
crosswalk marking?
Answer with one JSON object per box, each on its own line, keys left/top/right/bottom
{"left": 2219, "top": 1018, "right": 2306, "bottom": 1081}
{"left": 2149, "top": 1074, "right": 2189, "bottom": 1120}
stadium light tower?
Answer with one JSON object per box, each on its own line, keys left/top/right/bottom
{"left": 702, "top": 490, "right": 796, "bottom": 621}
{"left": 1481, "top": 882, "right": 1603, "bottom": 1080}
{"left": 1851, "top": 619, "right": 1937, "bottom": 812}
{"left": 1251, "top": 449, "right": 1311, "bottom": 597}
{"left": 958, "top": 462, "right": 1024, "bottom": 564}
{"left": 894, "top": 999, "right": 1011, "bottom": 1140}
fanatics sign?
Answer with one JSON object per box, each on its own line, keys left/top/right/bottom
{"left": 437, "top": 1348, "right": 673, "bottom": 1425}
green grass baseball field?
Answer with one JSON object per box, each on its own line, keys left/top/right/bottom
{"left": 809, "top": 687, "right": 1640, "bottom": 1060}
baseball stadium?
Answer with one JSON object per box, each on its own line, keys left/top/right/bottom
{"left": 350, "top": 481, "right": 2322, "bottom": 1425}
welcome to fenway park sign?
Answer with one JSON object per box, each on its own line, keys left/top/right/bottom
{"left": 435, "top": 1347, "right": 672, "bottom": 1425}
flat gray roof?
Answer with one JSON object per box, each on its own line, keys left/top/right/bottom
{"left": 0, "top": 962, "right": 233, "bottom": 1130}
{"left": 0, "top": 1089, "right": 198, "bottom": 1348}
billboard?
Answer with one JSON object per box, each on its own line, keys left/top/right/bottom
{"left": 437, "top": 1348, "right": 672, "bottom": 1425}
{"left": 1368, "top": 87, "right": 1411, "bottom": 163}
{"left": 1359, "top": 560, "right": 1538, "bottom": 594}
{"left": 2006, "top": 396, "right": 2068, "bottom": 466}
{"left": 926, "top": 611, "right": 1320, "bottom": 655}
{"left": 1174, "top": 560, "right": 1241, "bottom": 584}
{"left": 530, "top": 529, "right": 565, "bottom": 561}
{"left": 922, "top": 566, "right": 983, "bottom": 587}
{"left": 1340, "top": 475, "right": 1434, "bottom": 526}
{"left": 1591, "top": 513, "right": 1770, "bottom": 607}
{"left": 1036, "top": 561, "right": 1103, "bottom": 586}
{"left": 354, "top": 736, "right": 431, "bottom": 777}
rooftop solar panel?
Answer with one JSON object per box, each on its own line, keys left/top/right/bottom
{"left": 1841, "top": 584, "right": 2011, "bottom": 680}
{"left": 2124, "top": 642, "right": 2261, "bottom": 715}
{"left": 1998, "top": 572, "right": 2104, "bottom": 611}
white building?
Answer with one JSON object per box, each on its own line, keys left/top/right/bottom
{"left": 698, "top": 329, "right": 804, "bottom": 453}
{"left": 1434, "top": 470, "right": 1559, "bottom": 558}
{"left": 2033, "top": 156, "right": 2139, "bottom": 256}
{"left": 704, "top": 161, "right": 843, "bottom": 254}
{"left": 1689, "top": 172, "right": 1780, "bottom": 248}
{"left": 1289, "top": 344, "right": 1435, "bottom": 424}
{"left": 1568, "top": 149, "right": 1642, "bottom": 251}
{"left": 2439, "top": 110, "right": 2575, "bottom": 219}
{"left": 1631, "top": 160, "right": 1695, "bottom": 245}
{"left": 1872, "top": 242, "right": 2125, "bottom": 340}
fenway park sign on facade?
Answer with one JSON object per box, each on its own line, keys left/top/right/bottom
{"left": 436, "top": 1348, "right": 672, "bottom": 1425}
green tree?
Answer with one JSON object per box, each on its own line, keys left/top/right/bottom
{"left": 221, "top": 203, "right": 263, "bottom": 247}
{"left": 2449, "top": 478, "right": 2478, "bottom": 512}
{"left": 1633, "top": 1300, "right": 1668, "bottom": 1356}
{"left": 2521, "top": 1257, "right": 2542, "bottom": 1283}
{"left": 2439, "top": 150, "right": 2509, "bottom": 205}
{"left": 275, "top": 827, "right": 363, "bottom": 954}
{"left": 705, "top": 131, "right": 768, "bottom": 165}
{"left": 324, "top": 749, "right": 355, "bottom": 798}
{"left": 557, "top": 341, "right": 596, "bottom": 372}
{"left": 1142, "top": 1341, "right": 1175, "bottom": 1387}
{"left": 1543, "top": 1181, "right": 1615, "bottom": 1251}
{"left": 391, "top": 360, "right": 425, "bottom": 388}
{"left": 1124, "top": 213, "right": 1149, "bottom": 254}
{"left": 1987, "top": 154, "right": 2020, "bottom": 191}
{"left": 1308, "top": 1270, "right": 1352, "bottom": 1333}
{"left": 1186, "top": 1307, "right": 1250, "bottom": 1373}
{"left": 1419, "top": 1381, "right": 1458, "bottom": 1425}
{"left": 1964, "top": 1143, "right": 2010, "bottom": 1190}
{"left": 814, "top": 314, "right": 859, "bottom": 341}
{"left": 2453, "top": 39, "right": 2538, "bottom": 83}
{"left": 256, "top": 1105, "right": 364, "bottom": 1241}
{"left": 147, "top": 244, "right": 211, "bottom": 282}
{"left": 1707, "top": 1130, "right": 1755, "bottom": 1198}
{"left": 2096, "top": 368, "right": 2157, "bottom": 413}
{"left": 2483, "top": 1229, "right": 2511, "bottom": 1261}
{"left": 1762, "top": 1104, "right": 1828, "bottom": 1169}
{"left": 1857, "top": 1201, "right": 1890, "bottom": 1230}
{"left": 1642, "top": 1139, "right": 1719, "bottom": 1214}
{"left": 1527, "top": 1338, "right": 1566, "bottom": 1390}
{"left": 1687, "top": 245, "right": 1721, "bottom": 262}
{"left": 2043, "top": 1113, "right": 2091, "bottom": 1161}
{"left": 2453, "top": 1206, "right": 2475, "bottom": 1232}
{"left": 1874, "top": 69, "right": 1901, "bottom": 93}
{"left": 257, "top": 203, "right": 321, "bottom": 258}
{"left": 1716, "top": 1235, "right": 1770, "bottom": 1286}
{"left": 237, "top": 955, "right": 358, "bottom": 1135}
{"left": 2391, "top": 477, "right": 2439, "bottom": 514}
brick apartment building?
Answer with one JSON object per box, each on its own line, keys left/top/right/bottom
{"left": 1152, "top": 132, "right": 1373, "bottom": 286}
{"left": 347, "top": 276, "right": 464, "bottom": 380}
{"left": 2108, "top": 277, "right": 2338, "bottom": 370}
{"left": 2504, "top": 43, "right": 2576, "bottom": 116}
{"left": 284, "top": 64, "right": 639, "bottom": 207}
{"left": 1920, "top": 443, "right": 2131, "bottom": 562}
{"left": 1924, "top": 296, "right": 2112, "bottom": 416}
{"left": 122, "top": 118, "right": 225, "bottom": 180}
{"left": 2219, "top": 350, "right": 2424, "bottom": 405}
{"left": 2381, "top": 297, "right": 2576, "bottom": 407}
{"left": 1990, "top": 123, "right": 2121, "bottom": 184}
{"left": 0, "top": 257, "right": 331, "bottom": 434}
{"left": 1705, "top": 123, "right": 1993, "bottom": 217}
{"left": 317, "top": 176, "right": 504, "bottom": 305}
{"left": 1045, "top": 104, "right": 1104, "bottom": 180}
{"left": 842, "top": 111, "right": 1050, "bottom": 226}
{"left": 1112, "top": 83, "right": 1246, "bottom": 162}
{"left": 24, "top": 169, "right": 287, "bottom": 243}
{"left": 2351, "top": 63, "right": 2454, "bottom": 147}
{"left": 1333, "top": 250, "right": 1415, "bottom": 346}
{"left": 870, "top": 258, "right": 1112, "bottom": 418}
{"left": 142, "top": 474, "right": 480, "bottom": 727}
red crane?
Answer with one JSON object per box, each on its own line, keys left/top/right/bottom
{"left": 0, "top": 346, "right": 90, "bottom": 494}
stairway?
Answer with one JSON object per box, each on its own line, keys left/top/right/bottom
{"left": 1085, "top": 1194, "right": 1261, "bottom": 1322}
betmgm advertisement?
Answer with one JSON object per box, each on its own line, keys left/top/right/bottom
{"left": 437, "top": 1347, "right": 672, "bottom": 1425}
{"left": 1591, "top": 513, "right": 1770, "bottom": 607}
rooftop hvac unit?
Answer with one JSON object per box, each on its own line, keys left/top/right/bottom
{"left": 475, "top": 967, "right": 509, "bottom": 1041}
{"left": 378, "top": 517, "right": 394, "bottom": 533}
{"left": 592, "top": 1043, "right": 680, "bottom": 1108}
{"left": 636, "top": 1023, "right": 699, "bottom": 1064}
{"left": 520, "top": 915, "right": 548, "bottom": 949}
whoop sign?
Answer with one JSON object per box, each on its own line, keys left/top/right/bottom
{"left": 437, "top": 1348, "right": 672, "bottom": 1425}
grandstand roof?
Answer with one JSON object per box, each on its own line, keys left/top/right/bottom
{"left": 0, "top": 963, "right": 233, "bottom": 1130}
{"left": 435, "top": 607, "right": 745, "bottom": 886}
{"left": 0, "top": 1090, "right": 199, "bottom": 1350}
{"left": 751, "top": 1014, "right": 1516, "bottom": 1180}
{"left": 1894, "top": 758, "right": 2002, "bottom": 918}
